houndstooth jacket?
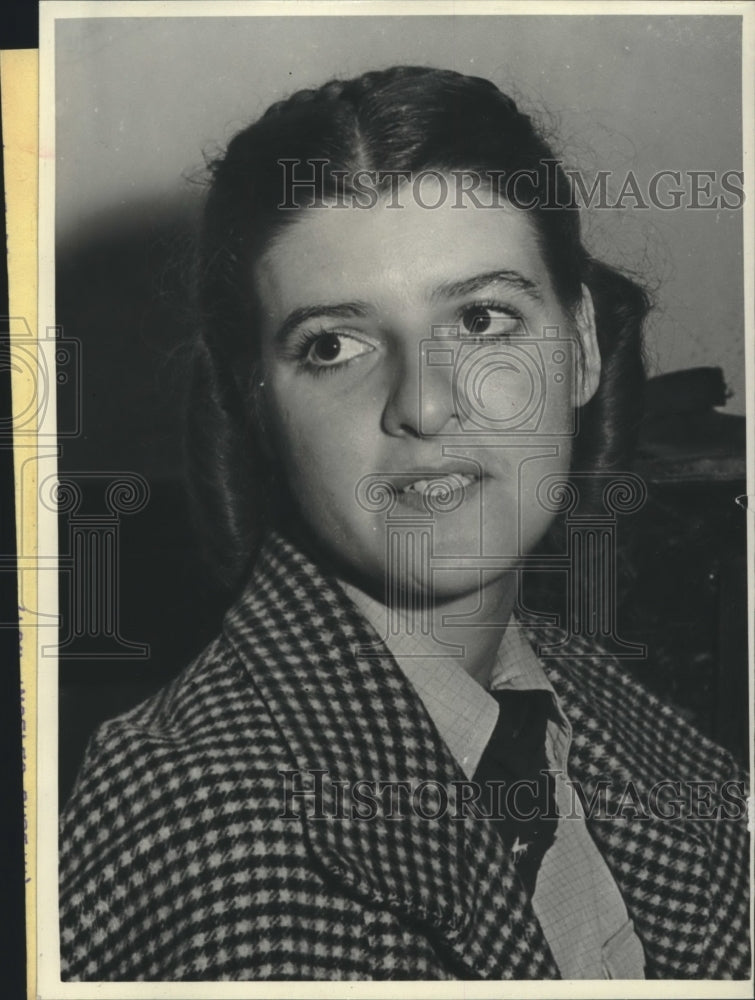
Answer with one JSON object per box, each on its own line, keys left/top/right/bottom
{"left": 59, "top": 531, "right": 751, "bottom": 981}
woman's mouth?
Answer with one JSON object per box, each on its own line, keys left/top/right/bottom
{"left": 401, "top": 472, "right": 476, "bottom": 495}
{"left": 397, "top": 471, "right": 481, "bottom": 511}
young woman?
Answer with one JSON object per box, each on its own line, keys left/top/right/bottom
{"left": 59, "top": 66, "right": 750, "bottom": 981}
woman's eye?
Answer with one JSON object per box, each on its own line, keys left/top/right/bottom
{"left": 305, "top": 332, "right": 374, "bottom": 368}
{"left": 459, "top": 304, "right": 522, "bottom": 338}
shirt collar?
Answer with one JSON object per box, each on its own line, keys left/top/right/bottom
{"left": 338, "top": 582, "right": 566, "bottom": 779}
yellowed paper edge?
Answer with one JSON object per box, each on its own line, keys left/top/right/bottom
{"left": 1, "top": 47, "right": 39, "bottom": 1000}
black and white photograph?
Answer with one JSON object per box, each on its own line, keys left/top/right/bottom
{"left": 30, "top": 1, "right": 753, "bottom": 992}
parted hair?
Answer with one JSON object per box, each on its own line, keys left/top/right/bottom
{"left": 188, "top": 66, "right": 649, "bottom": 591}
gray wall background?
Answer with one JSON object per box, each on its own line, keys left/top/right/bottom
{"left": 55, "top": 13, "right": 746, "bottom": 480}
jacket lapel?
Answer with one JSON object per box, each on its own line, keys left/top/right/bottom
{"left": 223, "top": 532, "right": 558, "bottom": 979}
{"left": 539, "top": 643, "right": 711, "bottom": 979}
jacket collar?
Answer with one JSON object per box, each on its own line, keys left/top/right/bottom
{"left": 223, "top": 531, "right": 557, "bottom": 979}
{"left": 223, "top": 530, "right": 710, "bottom": 979}
{"left": 539, "top": 648, "right": 711, "bottom": 978}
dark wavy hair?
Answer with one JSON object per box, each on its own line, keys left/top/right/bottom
{"left": 188, "top": 66, "right": 649, "bottom": 591}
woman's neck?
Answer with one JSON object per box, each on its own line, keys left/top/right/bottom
{"left": 341, "top": 572, "right": 518, "bottom": 689}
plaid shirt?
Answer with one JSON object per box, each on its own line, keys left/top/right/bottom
{"left": 59, "top": 530, "right": 751, "bottom": 980}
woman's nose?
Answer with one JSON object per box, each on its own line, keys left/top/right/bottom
{"left": 381, "top": 339, "right": 458, "bottom": 438}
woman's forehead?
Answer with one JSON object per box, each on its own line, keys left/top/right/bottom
{"left": 253, "top": 188, "right": 550, "bottom": 313}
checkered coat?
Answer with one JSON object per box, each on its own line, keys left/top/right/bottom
{"left": 59, "top": 531, "right": 751, "bottom": 981}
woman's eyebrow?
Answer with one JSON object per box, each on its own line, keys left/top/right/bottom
{"left": 274, "top": 301, "right": 371, "bottom": 342}
{"left": 433, "top": 269, "right": 543, "bottom": 303}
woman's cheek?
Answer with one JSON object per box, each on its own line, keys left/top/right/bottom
{"left": 517, "top": 439, "right": 574, "bottom": 546}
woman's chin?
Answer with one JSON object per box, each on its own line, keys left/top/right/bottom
{"left": 387, "top": 564, "right": 509, "bottom": 608}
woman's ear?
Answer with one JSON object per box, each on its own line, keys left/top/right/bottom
{"left": 574, "top": 284, "right": 601, "bottom": 407}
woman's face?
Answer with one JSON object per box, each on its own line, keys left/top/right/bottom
{"left": 254, "top": 178, "right": 600, "bottom": 601}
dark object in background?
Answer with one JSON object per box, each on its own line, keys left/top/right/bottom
{"left": 626, "top": 366, "right": 747, "bottom": 761}
{"left": 637, "top": 366, "right": 745, "bottom": 480}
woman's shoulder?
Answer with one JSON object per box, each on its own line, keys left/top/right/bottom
{"left": 532, "top": 627, "right": 745, "bottom": 783}
{"left": 61, "top": 631, "right": 284, "bottom": 824}
{"left": 58, "top": 631, "right": 313, "bottom": 981}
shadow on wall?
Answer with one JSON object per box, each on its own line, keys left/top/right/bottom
{"left": 56, "top": 197, "right": 230, "bottom": 801}
{"left": 56, "top": 195, "right": 203, "bottom": 483}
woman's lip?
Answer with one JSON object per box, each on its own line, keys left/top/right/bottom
{"left": 393, "top": 473, "right": 483, "bottom": 510}
{"left": 401, "top": 471, "right": 478, "bottom": 495}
